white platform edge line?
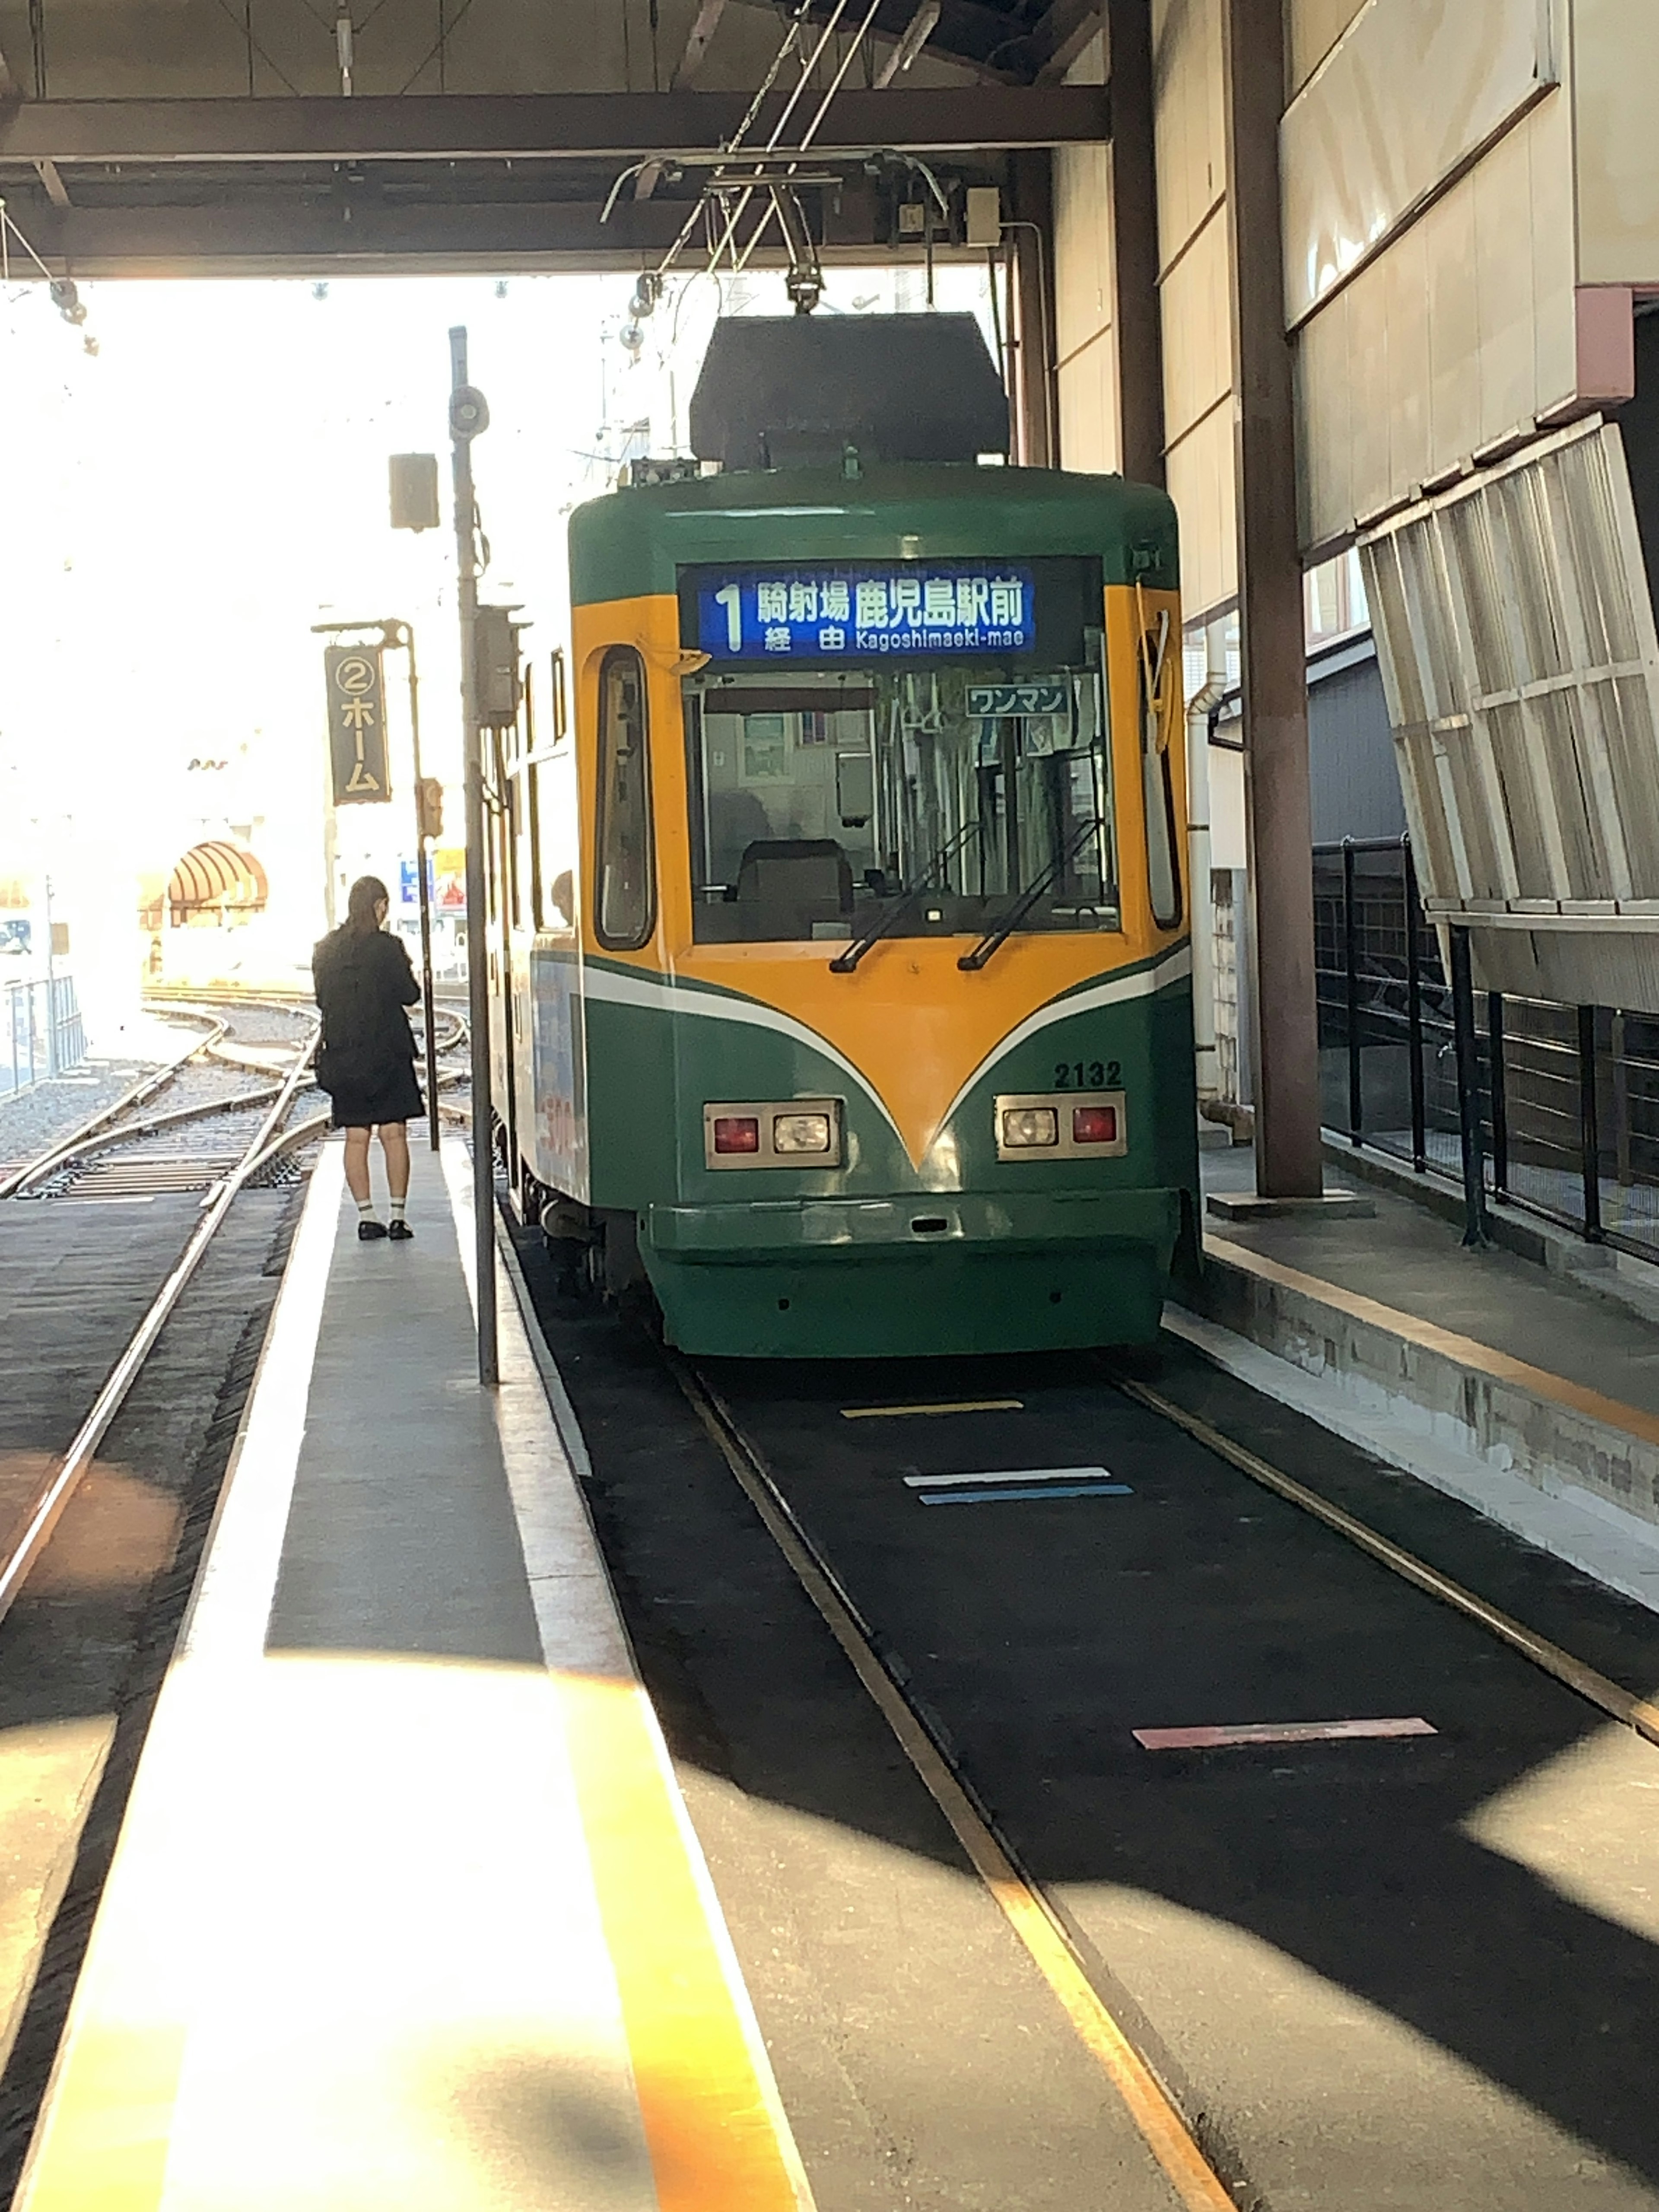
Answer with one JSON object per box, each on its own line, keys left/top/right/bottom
{"left": 903, "top": 1466, "right": 1115, "bottom": 1488}
{"left": 1162, "top": 1302, "right": 1659, "bottom": 1619}
{"left": 9, "top": 1143, "right": 346, "bottom": 2212}
{"left": 179, "top": 1140, "right": 346, "bottom": 1668}
{"left": 439, "top": 1143, "right": 817, "bottom": 2212}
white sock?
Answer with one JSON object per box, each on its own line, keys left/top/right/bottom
{"left": 357, "top": 1197, "right": 379, "bottom": 1222}
{"left": 389, "top": 1196, "right": 407, "bottom": 1224}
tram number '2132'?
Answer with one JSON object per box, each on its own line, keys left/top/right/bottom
{"left": 1054, "top": 1059, "right": 1122, "bottom": 1089}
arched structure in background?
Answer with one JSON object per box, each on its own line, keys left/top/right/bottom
{"left": 139, "top": 841, "right": 269, "bottom": 931}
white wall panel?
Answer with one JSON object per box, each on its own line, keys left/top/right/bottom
{"left": 1054, "top": 139, "right": 1115, "bottom": 368}
{"left": 1152, "top": 0, "right": 1225, "bottom": 264}
{"left": 1288, "top": 0, "right": 1367, "bottom": 95}
{"left": 1167, "top": 400, "right": 1238, "bottom": 617}
{"left": 1297, "top": 92, "right": 1576, "bottom": 550}
{"left": 1160, "top": 205, "right": 1232, "bottom": 442}
{"left": 1574, "top": 0, "right": 1659, "bottom": 284}
{"left": 1281, "top": 0, "right": 1555, "bottom": 327}
{"left": 1052, "top": 30, "right": 1118, "bottom": 477}
{"left": 1058, "top": 331, "right": 1122, "bottom": 474}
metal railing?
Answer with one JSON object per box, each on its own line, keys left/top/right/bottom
{"left": 2, "top": 974, "right": 86, "bottom": 1096}
{"left": 1313, "top": 838, "right": 1659, "bottom": 1261}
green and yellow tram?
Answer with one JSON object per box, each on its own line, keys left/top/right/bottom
{"left": 489, "top": 317, "right": 1198, "bottom": 1358}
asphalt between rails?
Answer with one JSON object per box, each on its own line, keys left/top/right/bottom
{"left": 508, "top": 1225, "right": 1659, "bottom": 2211}
{"left": 704, "top": 1339, "right": 1659, "bottom": 2211}
{"left": 509, "top": 1229, "right": 1196, "bottom": 2212}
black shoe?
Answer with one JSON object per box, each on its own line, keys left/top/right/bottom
{"left": 358, "top": 1219, "right": 388, "bottom": 1241}
{"left": 388, "top": 1218, "right": 413, "bottom": 1242}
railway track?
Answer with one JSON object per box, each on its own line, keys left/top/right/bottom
{"left": 0, "top": 1001, "right": 323, "bottom": 1624}
{"left": 0, "top": 989, "right": 472, "bottom": 1617}
{"left": 622, "top": 1333, "right": 1659, "bottom": 2212}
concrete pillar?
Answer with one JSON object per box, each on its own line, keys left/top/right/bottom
{"left": 1006, "top": 149, "right": 1058, "bottom": 469}
{"left": 1106, "top": 0, "right": 1164, "bottom": 487}
{"left": 1222, "top": 0, "right": 1322, "bottom": 1197}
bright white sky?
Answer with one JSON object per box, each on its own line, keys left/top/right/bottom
{"left": 0, "top": 256, "right": 993, "bottom": 1012}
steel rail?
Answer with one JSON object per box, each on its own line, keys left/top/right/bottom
{"left": 669, "top": 1355, "right": 1239, "bottom": 2212}
{"left": 16, "top": 1084, "right": 285, "bottom": 1185}
{"left": 0, "top": 1010, "right": 227, "bottom": 1202}
{"left": 1111, "top": 1370, "right": 1659, "bottom": 1751}
{"left": 0, "top": 1018, "right": 320, "bottom": 1630}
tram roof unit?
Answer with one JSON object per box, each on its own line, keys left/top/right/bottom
{"left": 569, "top": 458, "right": 1180, "bottom": 607}
{"left": 572, "top": 312, "right": 1179, "bottom": 604}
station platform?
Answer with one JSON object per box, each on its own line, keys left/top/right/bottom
{"left": 1186, "top": 1144, "right": 1659, "bottom": 1610}
{"left": 11, "top": 1135, "right": 811, "bottom": 2212}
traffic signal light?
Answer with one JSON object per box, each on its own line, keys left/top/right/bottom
{"left": 474, "top": 605, "right": 524, "bottom": 725}
{"left": 416, "top": 776, "right": 444, "bottom": 842}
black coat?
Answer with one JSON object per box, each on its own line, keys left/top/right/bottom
{"left": 312, "top": 926, "right": 423, "bottom": 1122}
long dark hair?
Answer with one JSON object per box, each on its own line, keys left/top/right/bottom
{"left": 344, "top": 875, "right": 389, "bottom": 936}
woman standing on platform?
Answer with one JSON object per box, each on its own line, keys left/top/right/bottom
{"left": 312, "top": 874, "right": 424, "bottom": 1242}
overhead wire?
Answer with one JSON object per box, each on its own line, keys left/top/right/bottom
{"left": 727, "top": 0, "right": 884, "bottom": 283}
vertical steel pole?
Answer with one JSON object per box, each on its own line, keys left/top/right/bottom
{"left": 1578, "top": 1002, "right": 1604, "bottom": 1243}
{"left": 1487, "top": 992, "right": 1508, "bottom": 1202}
{"left": 400, "top": 622, "right": 442, "bottom": 1154}
{"left": 1224, "top": 0, "right": 1323, "bottom": 1198}
{"left": 1403, "top": 838, "right": 1427, "bottom": 1172}
{"left": 1449, "top": 925, "right": 1488, "bottom": 1247}
{"left": 42, "top": 873, "right": 58, "bottom": 1079}
{"left": 1106, "top": 0, "right": 1164, "bottom": 487}
{"left": 1342, "top": 837, "right": 1361, "bottom": 1144}
{"left": 449, "top": 327, "right": 498, "bottom": 1385}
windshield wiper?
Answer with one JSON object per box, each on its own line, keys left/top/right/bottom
{"left": 829, "top": 821, "right": 982, "bottom": 973}
{"left": 957, "top": 819, "right": 1103, "bottom": 973}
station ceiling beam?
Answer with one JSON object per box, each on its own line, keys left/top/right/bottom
{"left": 0, "top": 85, "right": 1107, "bottom": 166}
{"left": 0, "top": 196, "right": 756, "bottom": 271}
{"left": 722, "top": 0, "right": 1103, "bottom": 82}
{"left": 724, "top": 0, "right": 1035, "bottom": 79}
{"left": 672, "top": 0, "right": 731, "bottom": 89}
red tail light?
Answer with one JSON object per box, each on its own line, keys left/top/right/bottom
{"left": 1071, "top": 1104, "right": 1119, "bottom": 1145}
{"left": 712, "top": 1115, "right": 761, "bottom": 1154}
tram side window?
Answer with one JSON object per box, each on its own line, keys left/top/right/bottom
{"left": 527, "top": 763, "right": 544, "bottom": 931}
{"left": 595, "top": 647, "right": 655, "bottom": 949}
{"left": 506, "top": 774, "right": 525, "bottom": 932}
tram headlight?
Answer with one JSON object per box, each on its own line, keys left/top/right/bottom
{"left": 772, "top": 1112, "right": 833, "bottom": 1154}
{"left": 995, "top": 1090, "right": 1126, "bottom": 1161}
{"left": 1001, "top": 1106, "right": 1059, "bottom": 1149}
{"left": 705, "top": 1098, "right": 843, "bottom": 1168}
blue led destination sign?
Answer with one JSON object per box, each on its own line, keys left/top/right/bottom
{"left": 693, "top": 564, "right": 1037, "bottom": 661}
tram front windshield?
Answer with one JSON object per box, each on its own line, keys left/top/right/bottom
{"left": 686, "top": 660, "right": 1117, "bottom": 945}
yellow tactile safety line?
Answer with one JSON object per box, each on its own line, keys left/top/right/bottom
{"left": 1205, "top": 1232, "right": 1659, "bottom": 1452}
{"left": 469, "top": 1157, "right": 813, "bottom": 2212}
{"left": 556, "top": 1674, "right": 812, "bottom": 2212}
{"left": 674, "top": 1361, "right": 1237, "bottom": 2212}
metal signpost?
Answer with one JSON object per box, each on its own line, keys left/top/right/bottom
{"left": 390, "top": 620, "right": 443, "bottom": 1156}
{"left": 448, "top": 326, "right": 498, "bottom": 1387}
{"left": 313, "top": 618, "right": 442, "bottom": 1156}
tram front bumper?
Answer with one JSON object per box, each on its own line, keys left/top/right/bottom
{"left": 642, "top": 1189, "right": 1184, "bottom": 1358}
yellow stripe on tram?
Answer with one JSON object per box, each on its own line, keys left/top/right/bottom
{"left": 557, "top": 1673, "right": 810, "bottom": 2212}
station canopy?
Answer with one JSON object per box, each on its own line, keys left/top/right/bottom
{"left": 0, "top": 2, "right": 1108, "bottom": 275}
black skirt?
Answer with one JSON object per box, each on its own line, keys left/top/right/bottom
{"left": 327, "top": 1062, "right": 425, "bottom": 1130}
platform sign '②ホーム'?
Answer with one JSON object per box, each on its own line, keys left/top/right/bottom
{"left": 324, "top": 645, "right": 391, "bottom": 805}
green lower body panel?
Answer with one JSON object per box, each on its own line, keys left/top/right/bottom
{"left": 642, "top": 1189, "right": 1182, "bottom": 1358}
